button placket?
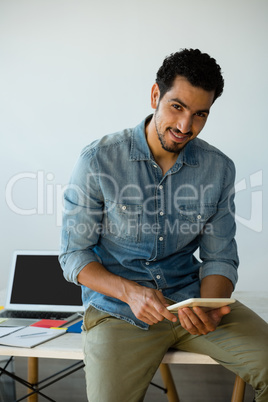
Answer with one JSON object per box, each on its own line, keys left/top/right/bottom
{"left": 158, "top": 184, "right": 164, "bottom": 217}
{"left": 152, "top": 267, "right": 167, "bottom": 289}
{"left": 154, "top": 181, "right": 166, "bottom": 259}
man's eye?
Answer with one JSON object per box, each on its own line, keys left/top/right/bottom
{"left": 195, "top": 112, "right": 207, "bottom": 118}
{"left": 172, "top": 104, "right": 182, "bottom": 110}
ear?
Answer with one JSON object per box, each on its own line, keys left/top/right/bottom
{"left": 151, "top": 83, "right": 160, "bottom": 110}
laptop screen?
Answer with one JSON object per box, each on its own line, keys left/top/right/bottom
{"left": 6, "top": 252, "right": 83, "bottom": 312}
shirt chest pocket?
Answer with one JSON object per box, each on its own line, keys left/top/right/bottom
{"left": 178, "top": 204, "right": 217, "bottom": 224}
{"left": 103, "top": 200, "right": 143, "bottom": 242}
{"left": 175, "top": 204, "right": 217, "bottom": 250}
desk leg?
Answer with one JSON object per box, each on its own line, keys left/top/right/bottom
{"left": 159, "top": 363, "right": 180, "bottom": 402}
{"left": 28, "top": 357, "right": 38, "bottom": 402}
{"left": 231, "top": 375, "right": 246, "bottom": 402}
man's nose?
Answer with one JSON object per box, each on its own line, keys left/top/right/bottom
{"left": 176, "top": 115, "right": 192, "bottom": 134}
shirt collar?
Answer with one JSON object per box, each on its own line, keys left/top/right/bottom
{"left": 130, "top": 115, "right": 199, "bottom": 167}
{"left": 130, "top": 115, "right": 152, "bottom": 161}
{"left": 180, "top": 139, "right": 199, "bottom": 167}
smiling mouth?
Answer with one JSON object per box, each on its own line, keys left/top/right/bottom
{"left": 169, "top": 129, "right": 191, "bottom": 142}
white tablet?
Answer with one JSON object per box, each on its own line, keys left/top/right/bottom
{"left": 167, "top": 298, "right": 236, "bottom": 312}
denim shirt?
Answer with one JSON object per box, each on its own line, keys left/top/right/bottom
{"left": 59, "top": 115, "right": 239, "bottom": 330}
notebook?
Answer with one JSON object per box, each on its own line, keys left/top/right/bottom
{"left": 0, "top": 325, "right": 67, "bottom": 348}
{"left": 0, "top": 251, "right": 84, "bottom": 326}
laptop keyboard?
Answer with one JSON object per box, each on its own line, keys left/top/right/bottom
{"left": 0, "top": 310, "right": 74, "bottom": 320}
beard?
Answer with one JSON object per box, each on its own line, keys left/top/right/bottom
{"left": 154, "top": 109, "right": 192, "bottom": 154}
{"left": 156, "top": 126, "right": 181, "bottom": 154}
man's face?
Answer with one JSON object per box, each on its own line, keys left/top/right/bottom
{"left": 151, "top": 76, "right": 215, "bottom": 154}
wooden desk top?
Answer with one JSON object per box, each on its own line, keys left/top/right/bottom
{"left": 0, "top": 332, "right": 83, "bottom": 360}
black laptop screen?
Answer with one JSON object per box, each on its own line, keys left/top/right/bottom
{"left": 10, "top": 255, "right": 82, "bottom": 306}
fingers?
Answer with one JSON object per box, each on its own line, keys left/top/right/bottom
{"left": 136, "top": 308, "right": 175, "bottom": 325}
{"left": 138, "top": 305, "right": 167, "bottom": 325}
{"left": 140, "top": 311, "right": 161, "bottom": 326}
{"left": 220, "top": 305, "right": 231, "bottom": 316}
{"left": 207, "top": 305, "right": 230, "bottom": 323}
{"left": 178, "top": 308, "right": 212, "bottom": 335}
{"left": 146, "top": 304, "right": 230, "bottom": 328}
{"left": 132, "top": 290, "right": 178, "bottom": 325}
{"left": 178, "top": 306, "right": 230, "bottom": 335}
{"left": 141, "top": 301, "right": 178, "bottom": 325}
{"left": 156, "top": 303, "right": 178, "bottom": 323}
{"left": 178, "top": 309, "right": 201, "bottom": 335}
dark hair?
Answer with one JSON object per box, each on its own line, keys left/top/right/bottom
{"left": 156, "top": 49, "right": 224, "bottom": 103}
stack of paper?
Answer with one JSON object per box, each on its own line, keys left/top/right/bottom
{"left": 0, "top": 326, "right": 66, "bottom": 348}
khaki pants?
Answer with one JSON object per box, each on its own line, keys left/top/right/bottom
{"left": 82, "top": 301, "right": 268, "bottom": 402}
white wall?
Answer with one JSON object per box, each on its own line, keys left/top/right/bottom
{"left": 1, "top": 0, "right": 267, "bottom": 291}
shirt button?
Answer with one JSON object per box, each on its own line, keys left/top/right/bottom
{"left": 197, "top": 214, "right": 202, "bottom": 219}
{"left": 159, "top": 185, "right": 163, "bottom": 189}
{"left": 122, "top": 205, "right": 127, "bottom": 210}
{"left": 145, "top": 262, "right": 150, "bottom": 266}
{"left": 153, "top": 164, "right": 158, "bottom": 168}
{"left": 159, "top": 236, "right": 164, "bottom": 241}
{"left": 159, "top": 211, "right": 164, "bottom": 216}
{"left": 156, "top": 275, "right": 161, "bottom": 280}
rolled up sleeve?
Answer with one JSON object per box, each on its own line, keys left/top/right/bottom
{"left": 59, "top": 148, "right": 104, "bottom": 285}
{"left": 199, "top": 159, "right": 239, "bottom": 288}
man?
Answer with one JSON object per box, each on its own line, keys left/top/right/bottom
{"left": 60, "top": 49, "right": 268, "bottom": 401}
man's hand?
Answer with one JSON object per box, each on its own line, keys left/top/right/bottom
{"left": 177, "top": 274, "right": 234, "bottom": 335}
{"left": 178, "top": 305, "right": 231, "bottom": 335}
{"left": 125, "top": 286, "right": 178, "bottom": 325}
{"left": 78, "top": 262, "right": 177, "bottom": 326}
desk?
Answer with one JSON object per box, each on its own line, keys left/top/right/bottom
{"left": 0, "top": 291, "right": 267, "bottom": 402}
{"left": 0, "top": 331, "right": 84, "bottom": 401}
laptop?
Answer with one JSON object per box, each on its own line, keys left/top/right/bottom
{"left": 0, "top": 251, "right": 84, "bottom": 326}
